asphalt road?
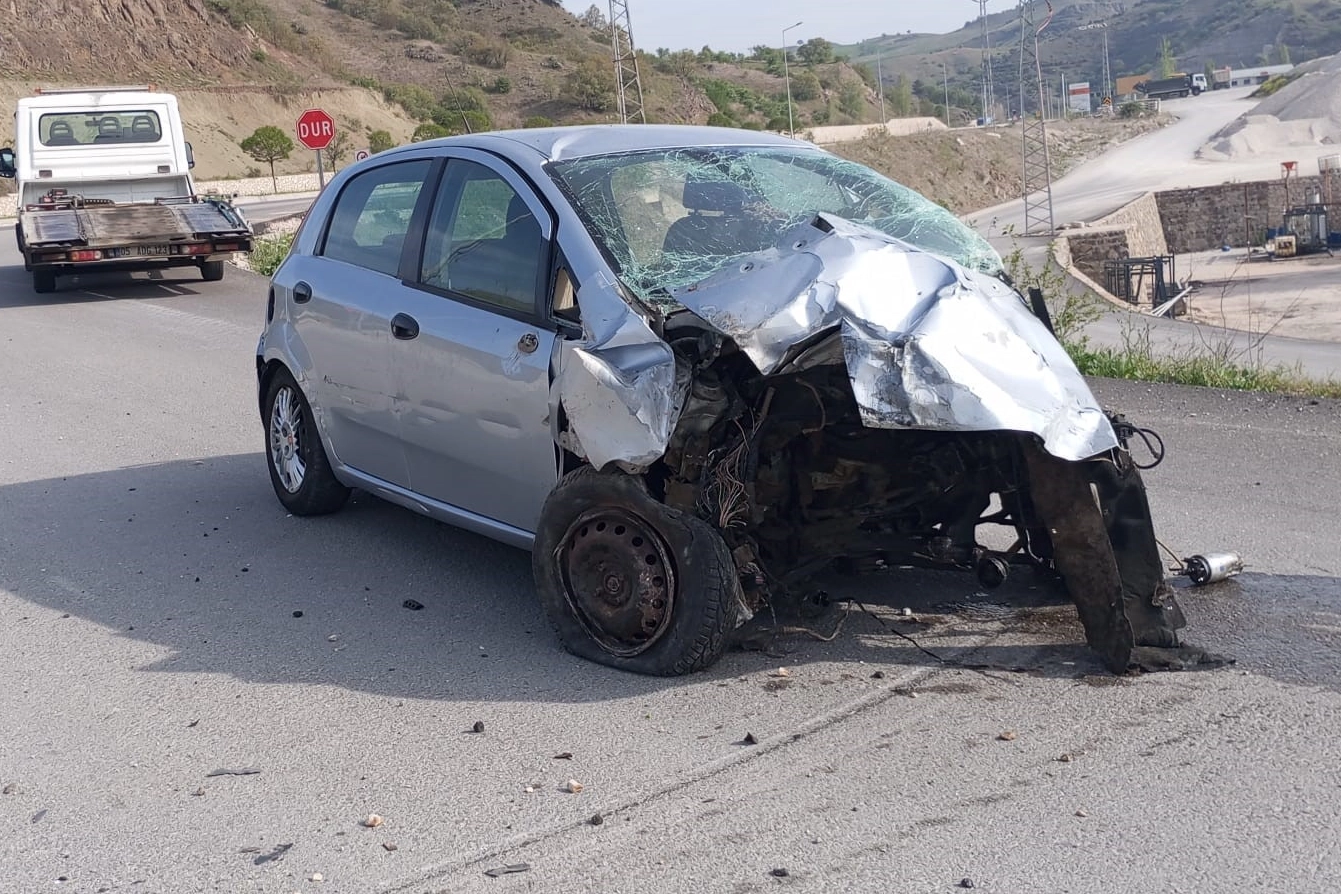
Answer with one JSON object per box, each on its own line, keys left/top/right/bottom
{"left": 1, "top": 237, "right": 1340, "bottom": 892}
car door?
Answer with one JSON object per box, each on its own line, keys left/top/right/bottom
{"left": 389, "top": 152, "right": 559, "bottom": 533}
{"left": 286, "top": 158, "right": 435, "bottom": 487}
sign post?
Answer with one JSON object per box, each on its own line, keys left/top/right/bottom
{"left": 295, "top": 108, "right": 336, "bottom": 189}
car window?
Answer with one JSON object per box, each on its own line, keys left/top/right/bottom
{"left": 420, "top": 160, "right": 544, "bottom": 315}
{"left": 321, "top": 160, "right": 431, "bottom": 277}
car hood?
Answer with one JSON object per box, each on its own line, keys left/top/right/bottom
{"left": 553, "top": 215, "right": 1118, "bottom": 471}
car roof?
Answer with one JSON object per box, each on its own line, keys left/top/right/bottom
{"left": 392, "top": 124, "right": 822, "bottom": 163}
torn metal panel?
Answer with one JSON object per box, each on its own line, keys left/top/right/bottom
{"left": 553, "top": 275, "right": 686, "bottom": 470}
{"left": 671, "top": 215, "right": 1119, "bottom": 462}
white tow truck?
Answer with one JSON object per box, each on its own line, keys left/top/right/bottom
{"left": 0, "top": 86, "right": 252, "bottom": 293}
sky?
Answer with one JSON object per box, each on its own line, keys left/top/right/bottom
{"left": 558, "top": 0, "right": 1018, "bottom": 53}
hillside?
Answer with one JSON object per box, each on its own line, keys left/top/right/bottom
{"left": 842, "top": 0, "right": 1341, "bottom": 113}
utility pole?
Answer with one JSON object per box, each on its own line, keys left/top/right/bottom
{"left": 877, "top": 54, "right": 886, "bottom": 122}
{"left": 782, "top": 21, "right": 803, "bottom": 137}
{"left": 1079, "top": 21, "right": 1113, "bottom": 110}
{"left": 972, "top": 0, "right": 996, "bottom": 122}
{"left": 943, "top": 61, "right": 951, "bottom": 127}
{"left": 609, "top": 0, "right": 646, "bottom": 124}
{"left": 1018, "top": 0, "right": 1056, "bottom": 235}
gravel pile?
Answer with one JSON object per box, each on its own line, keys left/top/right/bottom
{"left": 1200, "top": 54, "right": 1341, "bottom": 164}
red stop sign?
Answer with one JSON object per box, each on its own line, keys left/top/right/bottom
{"left": 296, "top": 108, "right": 335, "bottom": 151}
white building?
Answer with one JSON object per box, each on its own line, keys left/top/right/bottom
{"left": 1226, "top": 64, "right": 1295, "bottom": 88}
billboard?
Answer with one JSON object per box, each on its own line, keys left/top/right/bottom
{"left": 1068, "top": 81, "right": 1092, "bottom": 114}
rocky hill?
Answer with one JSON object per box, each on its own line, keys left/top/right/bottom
{"left": 843, "top": 0, "right": 1341, "bottom": 112}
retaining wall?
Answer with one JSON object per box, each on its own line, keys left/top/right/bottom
{"left": 1155, "top": 175, "right": 1323, "bottom": 253}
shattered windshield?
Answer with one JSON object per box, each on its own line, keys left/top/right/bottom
{"left": 549, "top": 146, "right": 1002, "bottom": 305}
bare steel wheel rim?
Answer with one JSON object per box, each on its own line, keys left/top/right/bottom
{"left": 269, "top": 385, "right": 307, "bottom": 494}
{"left": 557, "top": 508, "right": 676, "bottom": 657}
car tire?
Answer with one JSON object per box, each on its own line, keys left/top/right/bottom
{"left": 32, "top": 270, "right": 56, "bottom": 294}
{"left": 533, "top": 465, "right": 741, "bottom": 676}
{"left": 201, "top": 260, "right": 225, "bottom": 282}
{"left": 262, "top": 367, "right": 349, "bottom": 516}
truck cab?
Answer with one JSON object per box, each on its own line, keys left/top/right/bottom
{"left": 1191, "top": 73, "right": 1208, "bottom": 93}
{"left": 1, "top": 86, "right": 250, "bottom": 293}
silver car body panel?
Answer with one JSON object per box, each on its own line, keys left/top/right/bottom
{"left": 669, "top": 215, "right": 1119, "bottom": 462}
{"left": 262, "top": 126, "right": 1115, "bottom": 525}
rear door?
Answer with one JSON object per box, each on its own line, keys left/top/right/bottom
{"left": 285, "top": 158, "right": 435, "bottom": 486}
{"left": 389, "top": 151, "right": 559, "bottom": 533}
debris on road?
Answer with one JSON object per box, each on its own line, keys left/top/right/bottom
{"left": 253, "top": 843, "right": 293, "bottom": 865}
{"left": 191, "top": 787, "right": 206, "bottom": 797}
{"left": 562, "top": 779, "right": 584, "bottom": 794}
{"left": 402, "top": 599, "right": 424, "bottom": 611}
{"left": 292, "top": 610, "right": 304, "bottom": 618}
{"left": 484, "top": 863, "right": 531, "bottom": 878}
{"left": 741, "top": 732, "right": 759, "bottom": 746}
{"left": 553, "top": 752, "right": 573, "bottom": 760}
{"left": 1057, "top": 753, "right": 1074, "bottom": 763}
{"left": 770, "top": 867, "right": 790, "bottom": 878}
{"left": 1075, "top": 809, "right": 1089, "bottom": 817}
{"left": 958, "top": 879, "right": 976, "bottom": 890}
{"left": 31, "top": 809, "right": 46, "bottom": 824}
{"left": 470, "top": 720, "right": 485, "bottom": 734}
{"left": 1182, "top": 552, "right": 1245, "bottom": 586}
{"left": 588, "top": 813, "right": 604, "bottom": 826}
{"left": 2, "top": 783, "right": 16, "bottom": 795}
{"left": 362, "top": 814, "right": 384, "bottom": 828}
{"left": 382, "top": 842, "right": 398, "bottom": 852}
{"left": 206, "top": 767, "right": 261, "bottom": 777}
{"left": 309, "top": 872, "right": 324, "bottom": 882}
{"left": 768, "top": 667, "right": 791, "bottom": 678}
{"left": 998, "top": 730, "right": 1018, "bottom": 742}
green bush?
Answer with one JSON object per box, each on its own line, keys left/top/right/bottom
{"left": 522, "top": 115, "right": 556, "bottom": 129}
{"left": 706, "top": 111, "right": 736, "bottom": 128}
{"left": 489, "top": 76, "right": 513, "bottom": 95}
{"left": 249, "top": 232, "right": 294, "bottom": 277}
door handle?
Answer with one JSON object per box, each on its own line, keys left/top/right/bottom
{"left": 517, "top": 332, "right": 539, "bottom": 354}
{"left": 391, "top": 313, "right": 420, "bottom": 340}
{"left": 292, "top": 281, "right": 313, "bottom": 304}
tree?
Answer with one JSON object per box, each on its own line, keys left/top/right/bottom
{"left": 891, "top": 74, "right": 913, "bottom": 117}
{"left": 240, "top": 126, "right": 293, "bottom": 193}
{"left": 1156, "top": 37, "right": 1176, "bottom": 79}
{"left": 1278, "top": 43, "right": 1292, "bottom": 65}
{"left": 368, "top": 130, "right": 395, "bottom": 154}
{"left": 577, "top": 4, "right": 607, "bottom": 29}
{"left": 838, "top": 81, "right": 865, "bottom": 120}
{"left": 791, "top": 69, "right": 821, "bottom": 101}
{"left": 322, "top": 130, "right": 352, "bottom": 171}
{"left": 796, "top": 37, "right": 834, "bottom": 66}
{"left": 412, "top": 122, "right": 450, "bottom": 142}
{"left": 562, "top": 59, "right": 616, "bottom": 112}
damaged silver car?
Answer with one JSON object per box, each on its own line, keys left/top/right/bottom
{"left": 256, "top": 125, "right": 1204, "bottom": 675}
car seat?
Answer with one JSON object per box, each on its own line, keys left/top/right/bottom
{"left": 46, "top": 121, "right": 78, "bottom": 146}
{"left": 92, "top": 116, "right": 124, "bottom": 143}
{"left": 661, "top": 179, "right": 750, "bottom": 258}
{"left": 129, "top": 115, "right": 158, "bottom": 142}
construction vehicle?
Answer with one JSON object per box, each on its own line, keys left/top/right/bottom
{"left": 1135, "top": 73, "right": 1203, "bottom": 99}
{"left": 0, "top": 86, "right": 252, "bottom": 294}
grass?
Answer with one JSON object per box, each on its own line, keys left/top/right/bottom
{"left": 248, "top": 232, "right": 294, "bottom": 277}
{"left": 1002, "top": 236, "right": 1341, "bottom": 400}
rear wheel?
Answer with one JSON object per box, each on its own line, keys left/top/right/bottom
{"left": 200, "top": 260, "right": 225, "bottom": 282}
{"left": 32, "top": 270, "right": 56, "bottom": 294}
{"left": 533, "top": 466, "right": 741, "bottom": 676}
{"left": 262, "top": 367, "right": 349, "bottom": 516}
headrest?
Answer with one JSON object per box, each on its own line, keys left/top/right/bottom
{"left": 682, "top": 179, "right": 748, "bottom": 212}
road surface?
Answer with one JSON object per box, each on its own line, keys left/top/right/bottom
{"left": 0, "top": 238, "right": 1339, "bottom": 892}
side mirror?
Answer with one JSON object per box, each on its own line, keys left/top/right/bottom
{"left": 185, "top": 141, "right": 195, "bottom": 169}
{"left": 0, "top": 147, "right": 15, "bottom": 179}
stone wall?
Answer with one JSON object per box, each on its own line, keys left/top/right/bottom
{"left": 1155, "top": 176, "right": 1323, "bottom": 253}
{"left": 1095, "top": 191, "right": 1169, "bottom": 257}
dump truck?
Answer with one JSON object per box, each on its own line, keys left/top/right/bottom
{"left": 1135, "top": 73, "right": 1202, "bottom": 99}
{"left": 0, "top": 86, "right": 252, "bottom": 294}
{"left": 1211, "top": 67, "right": 1233, "bottom": 90}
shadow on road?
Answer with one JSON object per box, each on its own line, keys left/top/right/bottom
{"left": 3, "top": 454, "right": 1324, "bottom": 700}
{"left": 0, "top": 263, "right": 227, "bottom": 309}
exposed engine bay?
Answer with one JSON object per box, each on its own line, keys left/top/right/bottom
{"left": 641, "top": 313, "right": 1210, "bottom": 673}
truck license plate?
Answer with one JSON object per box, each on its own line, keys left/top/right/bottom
{"left": 135, "top": 244, "right": 171, "bottom": 257}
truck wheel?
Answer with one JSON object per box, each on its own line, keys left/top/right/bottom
{"left": 32, "top": 270, "right": 56, "bottom": 294}
{"left": 200, "top": 260, "right": 225, "bottom": 282}
{"left": 533, "top": 465, "right": 741, "bottom": 676}
{"left": 263, "top": 367, "right": 349, "bottom": 516}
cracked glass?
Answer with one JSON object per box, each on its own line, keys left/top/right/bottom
{"left": 550, "top": 146, "right": 1001, "bottom": 307}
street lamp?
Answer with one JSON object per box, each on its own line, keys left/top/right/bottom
{"left": 1078, "top": 21, "right": 1113, "bottom": 110}
{"left": 782, "top": 21, "right": 803, "bottom": 136}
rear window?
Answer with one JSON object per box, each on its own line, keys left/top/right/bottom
{"left": 38, "top": 111, "right": 163, "bottom": 146}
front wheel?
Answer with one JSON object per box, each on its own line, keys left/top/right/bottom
{"left": 533, "top": 466, "right": 742, "bottom": 676}
{"left": 200, "top": 260, "right": 225, "bottom": 282}
{"left": 262, "top": 367, "right": 349, "bottom": 516}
